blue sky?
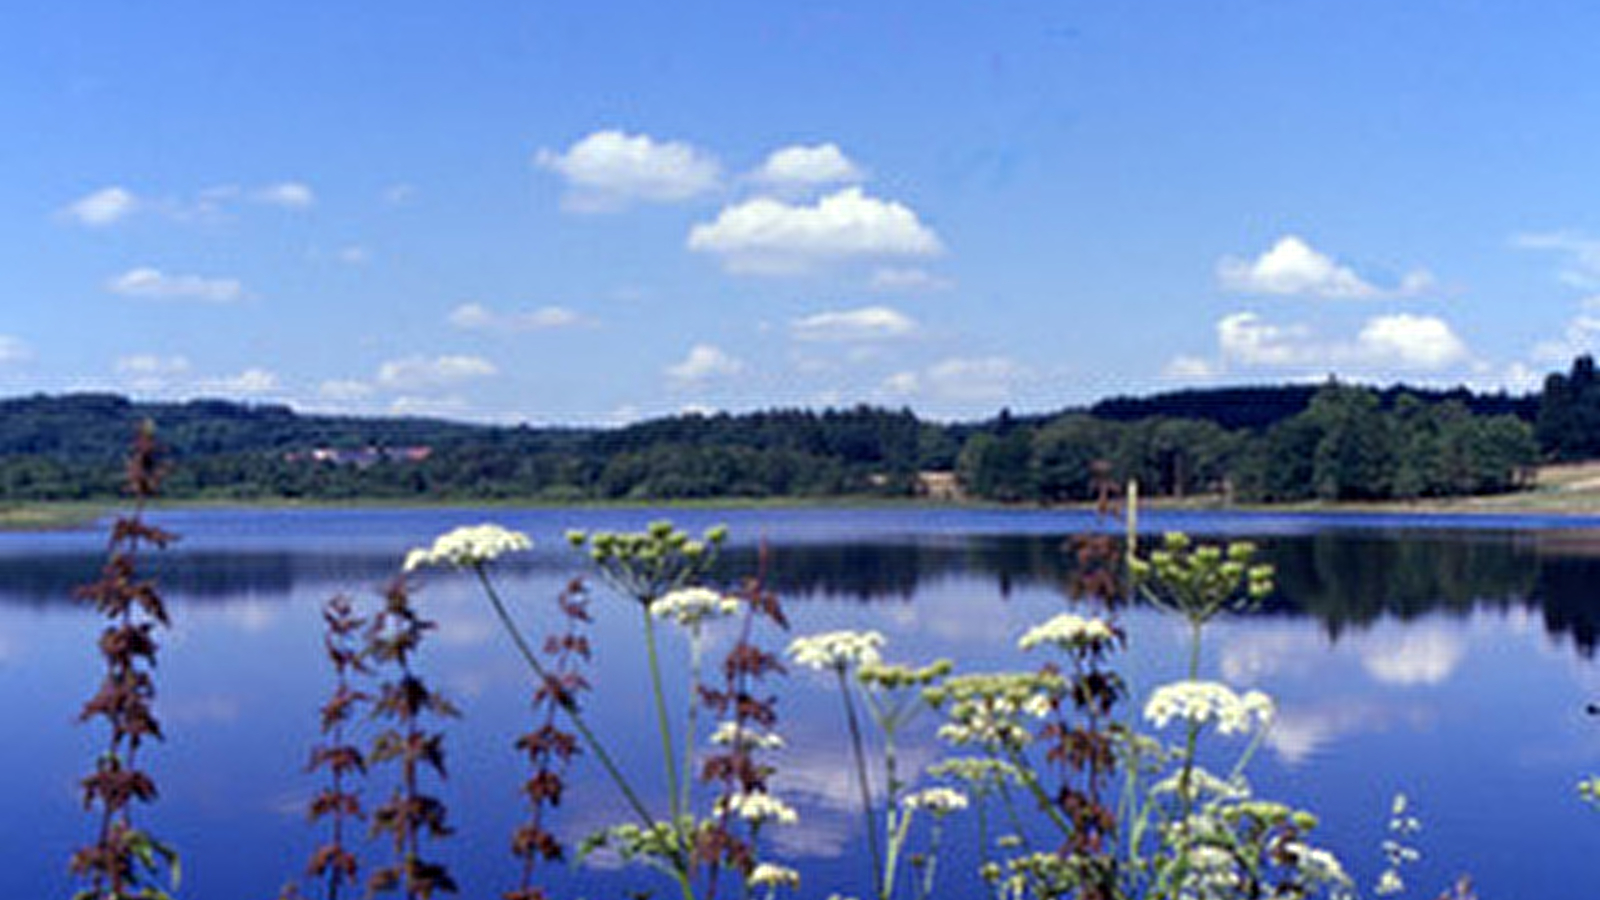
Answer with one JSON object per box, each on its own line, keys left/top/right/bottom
{"left": 7, "top": 1, "right": 1600, "bottom": 424}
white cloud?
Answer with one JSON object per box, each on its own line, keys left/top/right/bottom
{"left": 319, "top": 379, "right": 374, "bottom": 401}
{"left": 1217, "top": 312, "right": 1315, "bottom": 366}
{"left": 0, "top": 336, "right": 32, "bottom": 365}
{"left": 337, "top": 246, "right": 370, "bottom": 265}
{"left": 252, "top": 181, "right": 315, "bottom": 209}
{"left": 926, "top": 355, "right": 1024, "bottom": 403}
{"left": 688, "top": 187, "right": 942, "bottom": 275}
{"left": 1213, "top": 311, "right": 1469, "bottom": 373}
{"left": 1359, "top": 626, "right": 1468, "bottom": 687}
{"left": 1218, "top": 235, "right": 1434, "bottom": 299}
{"left": 1514, "top": 231, "right": 1600, "bottom": 289}
{"left": 881, "top": 371, "right": 920, "bottom": 396}
{"left": 1162, "top": 354, "right": 1221, "bottom": 380}
{"left": 869, "top": 266, "right": 953, "bottom": 292}
{"left": 1355, "top": 313, "right": 1469, "bottom": 370}
{"left": 389, "top": 395, "right": 471, "bottom": 418}
{"left": 62, "top": 186, "right": 138, "bottom": 226}
{"left": 107, "top": 267, "right": 245, "bottom": 303}
{"left": 448, "top": 302, "right": 587, "bottom": 332}
{"left": 666, "top": 343, "right": 744, "bottom": 384}
{"left": 115, "top": 354, "right": 192, "bottom": 392}
{"left": 377, "top": 355, "right": 497, "bottom": 390}
{"left": 791, "top": 306, "right": 917, "bottom": 343}
{"left": 202, "top": 368, "right": 280, "bottom": 396}
{"left": 1530, "top": 296, "right": 1600, "bottom": 365}
{"left": 535, "top": 129, "right": 720, "bottom": 212}
{"left": 750, "top": 143, "right": 864, "bottom": 190}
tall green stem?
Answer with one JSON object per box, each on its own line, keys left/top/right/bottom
{"left": 683, "top": 629, "right": 704, "bottom": 821}
{"left": 476, "top": 569, "right": 695, "bottom": 899}
{"left": 837, "top": 667, "right": 884, "bottom": 898}
{"left": 643, "top": 607, "right": 684, "bottom": 826}
{"left": 472, "top": 569, "right": 658, "bottom": 835}
{"left": 1177, "top": 619, "right": 1205, "bottom": 835}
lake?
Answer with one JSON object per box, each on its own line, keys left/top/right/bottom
{"left": 4, "top": 506, "right": 1599, "bottom": 898}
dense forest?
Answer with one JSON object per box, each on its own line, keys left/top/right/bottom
{"left": 4, "top": 357, "right": 1595, "bottom": 505}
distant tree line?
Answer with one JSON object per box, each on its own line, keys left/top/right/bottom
{"left": 959, "top": 384, "right": 1538, "bottom": 504}
{"left": 1, "top": 361, "right": 1591, "bottom": 504}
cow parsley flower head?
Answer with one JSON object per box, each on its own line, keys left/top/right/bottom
{"left": 710, "top": 720, "right": 786, "bottom": 751}
{"left": 715, "top": 791, "right": 798, "bottom": 825}
{"left": 902, "top": 787, "right": 969, "bottom": 816}
{"left": 1143, "top": 680, "right": 1274, "bottom": 736}
{"left": 650, "top": 587, "right": 740, "bottom": 627}
{"left": 403, "top": 523, "right": 532, "bottom": 571}
{"left": 749, "top": 863, "right": 801, "bottom": 890}
{"left": 786, "top": 630, "right": 884, "bottom": 671}
{"left": 1017, "top": 613, "right": 1118, "bottom": 653}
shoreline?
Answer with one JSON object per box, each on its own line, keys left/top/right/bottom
{"left": 10, "top": 487, "right": 1600, "bottom": 533}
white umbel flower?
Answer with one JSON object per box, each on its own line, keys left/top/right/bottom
{"left": 749, "top": 862, "right": 801, "bottom": 889}
{"left": 1143, "top": 680, "right": 1274, "bottom": 736}
{"left": 651, "top": 587, "right": 740, "bottom": 626}
{"left": 403, "top": 524, "right": 532, "bottom": 571}
{"left": 710, "top": 720, "right": 786, "bottom": 750}
{"left": 1017, "top": 613, "right": 1116, "bottom": 652}
{"left": 715, "top": 791, "right": 799, "bottom": 825}
{"left": 901, "top": 787, "right": 969, "bottom": 816}
{"left": 786, "top": 630, "right": 884, "bottom": 671}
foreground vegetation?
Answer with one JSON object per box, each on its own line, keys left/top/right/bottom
{"left": 67, "top": 433, "right": 1497, "bottom": 900}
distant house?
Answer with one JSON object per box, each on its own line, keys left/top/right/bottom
{"left": 916, "top": 470, "right": 963, "bottom": 501}
{"left": 284, "top": 445, "right": 432, "bottom": 467}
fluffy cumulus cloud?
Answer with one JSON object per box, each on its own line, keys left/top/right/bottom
{"left": 377, "top": 355, "right": 497, "bottom": 390}
{"left": 1217, "top": 312, "right": 1316, "bottom": 366}
{"left": 107, "top": 267, "right": 245, "bottom": 303}
{"left": 535, "top": 129, "right": 720, "bottom": 212}
{"left": 62, "top": 186, "right": 138, "bottom": 226}
{"left": 1206, "top": 311, "right": 1469, "bottom": 374}
{"left": 666, "top": 343, "right": 744, "bottom": 384}
{"left": 1355, "top": 313, "right": 1469, "bottom": 370}
{"left": 750, "top": 143, "right": 864, "bottom": 190}
{"left": 791, "top": 306, "right": 917, "bottom": 343}
{"left": 688, "top": 187, "right": 942, "bottom": 275}
{"left": 448, "top": 302, "right": 586, "bottom": 332}
{"left": 1218, "top": 235, "right": 1434, "bottom": 300}
{"left": 1514, "top": 231, "right": 1600, "bottom": 289}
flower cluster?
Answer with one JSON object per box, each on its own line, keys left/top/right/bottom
{"left": 714, "top": 791, "right": 799, "bottom": 826}
{"left": 925, "top": 671, "right": 1064, "bottom": 750}
{"left": 403, "top": 523, "right": 532, "bottom": 571}
{"left": 566, "top": 520, "right": 726, "bottom": 604}
{"left": 1143, "top": 680, "right": 1274, "bottom": 736}
{"left": 901, "top": 786, "right": 969, "bottom": 816}
{"left": 1016, "top": 613, "right": 1119, "bottom": 653}
{"left": 1130, "top": 532, "right": 1275, "bottom": 628}
{"left": 786, "top": 630, "right": 885, "bottom": 671}
{"left": 748, "top": 862, "right": 801, "bottom": 890}
{"left": 650, "top": 586, "right": 741, "bottom": 628}
{"left": 710, "top": 720, "right": 786, "bottom": 751}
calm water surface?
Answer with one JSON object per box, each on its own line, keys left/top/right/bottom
{"left": 4, "top": 506, "right": 1600, "bottom": 898}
